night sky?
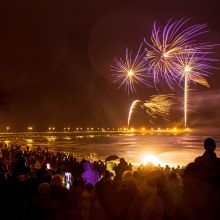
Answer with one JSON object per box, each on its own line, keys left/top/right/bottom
{"left": 0, "top": 0, "right": 219, "bottom": 131}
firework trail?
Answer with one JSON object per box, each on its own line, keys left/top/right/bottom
{"left": 127, "top": 95, "right": 174, "bottom": 126}
{"left": 128, "top": 100, "right": 142, "bottom": 127}
{"left": 144, "top": 18, "right": 210, "bottom": 89}
{"left": 111, "top": 43, "right": 151, "bottom": 94}
{"left": 142, "top": 94, "right": 174, "bottom": 121}
{"left": 174, "top": 50, "right": 215, "bottom": 127}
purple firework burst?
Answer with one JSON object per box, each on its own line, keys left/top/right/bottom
{"left": 144, "top": 18, "right": 214, "bottom": 89}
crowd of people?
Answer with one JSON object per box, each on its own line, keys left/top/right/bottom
{"left": 0, "top": 138, "right": 220, "bottom": 220}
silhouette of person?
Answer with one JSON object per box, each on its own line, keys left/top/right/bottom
{"left": 114, "top": 158, "right": 130, "bottom": 179}
{"left": 182, "top": 138, "right": 220, "bottom": 219}
{"left": 194, "top": 138, "right": 220, "bottom": 171}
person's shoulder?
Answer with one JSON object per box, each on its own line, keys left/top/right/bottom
{"left": 194, "top": 155, "right": 203, "bottom": 163}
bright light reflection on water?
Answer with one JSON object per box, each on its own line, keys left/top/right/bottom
{"left": 0, "top": 132, "right": 219, "bottom": 167}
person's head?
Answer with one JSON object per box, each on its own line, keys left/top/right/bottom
{"left": 38, "top": 182, "right": 51, "bottom": 195}
{"left": 122, "top": 170, "right": 133, "bottom": 181}
{"left": 119, "top": 158, "right": 126, "bottom": 163}
{"left": 83, "top": 161, "right": 93, "bottom": 171}
{"left": 204, "top": 138, "right": 216, "bottom": 153}
{"left": 51, "top": 174, "right": 63, "bottom": 186}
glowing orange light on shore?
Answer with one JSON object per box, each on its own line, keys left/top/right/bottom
{"left": 26, "top": 139, "right": 33, "bottom": 143}
{"left": 28, "top": 126, "right": 33, "bottom": 131}
{"left": 142, "top": 154, "right": 161, "bottom": 166}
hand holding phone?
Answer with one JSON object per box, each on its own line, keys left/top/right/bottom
{"left": 46, "top": 163, "right": 51, "bottom": 170}
{"left": 64, "top": 172, "right": 72, "bottom": 189}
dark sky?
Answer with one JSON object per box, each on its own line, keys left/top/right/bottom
{"left": 0, "top": 0, "right": 219, "bottom": 131}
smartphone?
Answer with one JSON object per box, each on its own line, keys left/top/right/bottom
{"left": 46, "top": 163, "right": 51, "bottom": 170}
{"left": 64, "top": 172, "right": 72, "bottom": 189}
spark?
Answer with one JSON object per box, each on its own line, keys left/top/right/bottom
{"left": 128, "top": 100, "right": 142, "bottom": 127}
{"left": 111, "top": 43, "right": 151, "bottom": 94}
{"left": 144, "top": 18, "right": 210, "bottom": 89}
{"left": 142, "top": 95, "right": 174, "bottom": 121}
